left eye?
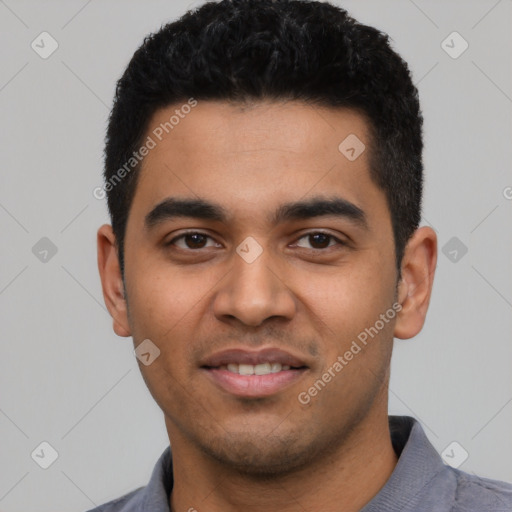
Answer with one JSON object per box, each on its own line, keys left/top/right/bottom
{"left": 295, "top": 232, "right": 343, "bottom": 250}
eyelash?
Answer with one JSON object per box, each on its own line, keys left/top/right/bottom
{"left": 166, "top": 231, "right": 347, "bottom": 252}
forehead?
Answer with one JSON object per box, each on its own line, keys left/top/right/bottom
{"left": 143, "top": 100, "right": 371, "bottom": 160}
{"left": 129, "top": 100, "right": 387, "bottom": 229}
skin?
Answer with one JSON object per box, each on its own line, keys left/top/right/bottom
{"left": 97, "top": 100, "right": 437, "bottom": 512}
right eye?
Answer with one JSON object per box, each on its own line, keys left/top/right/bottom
{"left": 166, "top": 231, "right": 222, "bottom": 250}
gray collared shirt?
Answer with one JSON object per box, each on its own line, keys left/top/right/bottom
{"left": 87, "top": 416, "right": 512, "bottom": 511}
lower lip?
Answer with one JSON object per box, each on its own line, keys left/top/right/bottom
{"left": 202, "top": 367, "right": 308, "bottom": 398}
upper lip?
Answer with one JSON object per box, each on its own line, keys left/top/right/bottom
{"left": 200, "top": 347, "right": 309, "bottom": 368}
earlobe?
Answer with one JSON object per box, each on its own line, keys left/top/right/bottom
{"left": 394, "top": 226, "right": 437, "bottom": 340}
{"left": 97, "top": 224, "right": 132, "bottom": 337}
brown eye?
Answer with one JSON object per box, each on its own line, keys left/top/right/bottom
{"left": 295, "top": 232, "right": 344, "bottom": 250}
{"left": 183, "top": 233, "right": 208, "bottom": 249}
{"left": 167, "top": 232, "right": 219, "bottom": 250}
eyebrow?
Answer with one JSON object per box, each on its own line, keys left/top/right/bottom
{"left": 144, "top": 196, "right": 369, "bottom": 231}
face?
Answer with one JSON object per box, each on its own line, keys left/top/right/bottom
{"left": 99, "top": 100, "right": 430, "bottom": 476}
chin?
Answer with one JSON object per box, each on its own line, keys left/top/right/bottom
{"left": 197, "top": 430, "right": 324, "bottom": 479}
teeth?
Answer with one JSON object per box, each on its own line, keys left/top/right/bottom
{"left": 254, "top": 363, "right": 272, "bottom": 375}
{"left": 222, "top": 362, "right": 290, "bottom": 375}
{"left": 270, "top": 363, "right": 282, "bottom": 373}
{"left": 239, "top": 364, "right": 254, "bottom": 376}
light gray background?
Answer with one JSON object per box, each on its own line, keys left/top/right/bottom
{"left": 0, "top": 1, "right": 511, "bottom": 510}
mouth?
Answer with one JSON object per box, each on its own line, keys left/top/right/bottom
{"left": 200, "top": 348, "right": 309, "bottom": 398}
{"left": 214, "top": 362, "right": 300, "bottom": 375}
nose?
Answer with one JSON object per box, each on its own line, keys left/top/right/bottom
{"left": 212, "top": 245, "right": 297, "bottom": 327}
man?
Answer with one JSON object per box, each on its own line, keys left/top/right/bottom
{"left": 92, "top": 0, "right": 512, "bottom": 510}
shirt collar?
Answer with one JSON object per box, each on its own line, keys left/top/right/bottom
{"left": 139, "top": 445, "right": 172, "bottom": 511}
{"left": 361, "top": 416, "right": 447, "bottom": 512}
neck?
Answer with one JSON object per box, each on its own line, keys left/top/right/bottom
{"left": 168, "top": 406, "right": 397, "bottom": 512}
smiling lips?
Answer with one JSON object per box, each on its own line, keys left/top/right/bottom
{"left": 201, "top": 347, "right": 309, "bottom": 398}
{"left": 223, "top": 362, "right": 290, "bottom": 375}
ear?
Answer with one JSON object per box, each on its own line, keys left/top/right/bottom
{"left": 97, "top": 224, "right": 131, "bottom": 337}
{"left": 394, "top": 226, "right": 437, "bottom": 339}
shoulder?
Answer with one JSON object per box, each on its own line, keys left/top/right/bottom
{"left": 84, "top": 446, "right": 172, "bottom": 512}
{"left": 451, "top": 468, "right": 512, "bottom": 511}
{"left": 85, "top": 486, "right": 145, "bottom": 512}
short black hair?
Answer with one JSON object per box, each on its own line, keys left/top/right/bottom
{"left": 103, "top": 0, "right": 423, "bottom": 277}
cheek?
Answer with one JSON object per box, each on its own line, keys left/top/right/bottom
{"left": 126, "top": 271, "right": 205, "bottom": 406}
{"left": 298, "top": 259, "right": 395, "bottom": 343}
{"left": 298, "top": 267, "right": 395, "bottom": 416}
{"left": 124, "top": 267, "right": 203, "bottom": 365}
